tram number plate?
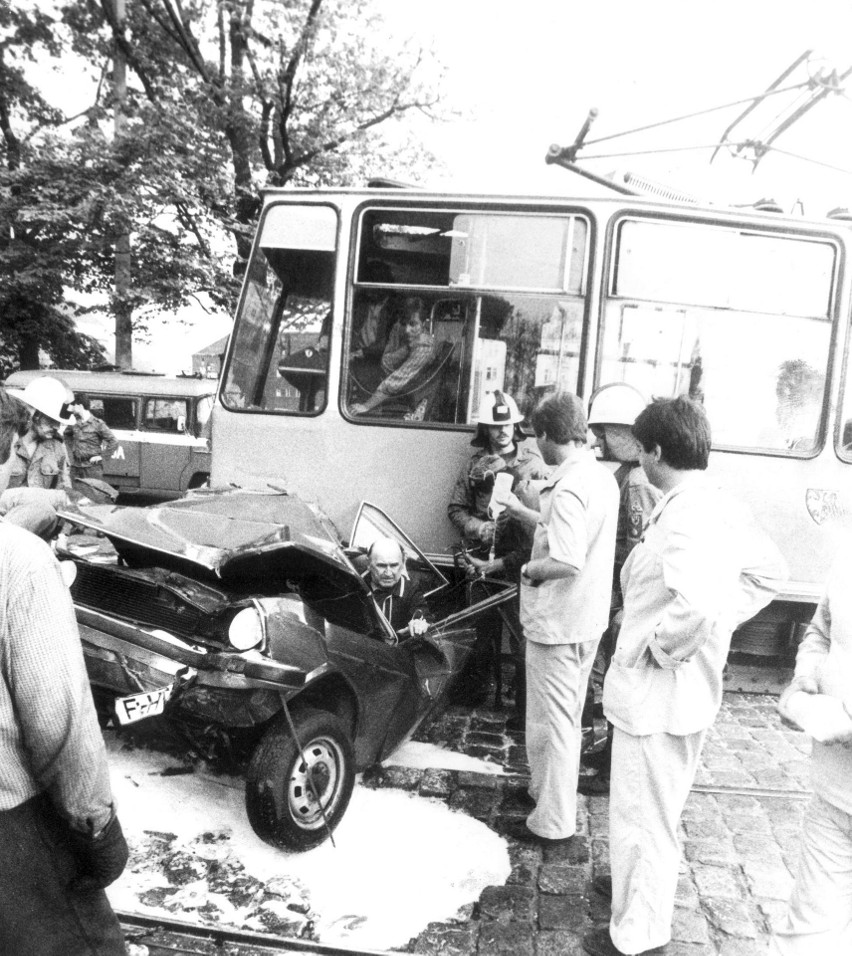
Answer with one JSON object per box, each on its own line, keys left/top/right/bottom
{"left": 115, "top": 683, "right": 174, "bottom": 726}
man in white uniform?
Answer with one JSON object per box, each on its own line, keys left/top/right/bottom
{"left": 772, "top": 551, "right": 852, "bottom": 954}
{"left": 517, "top": 391, "right": 617, "bottom": 846}
{"left": 583, "top": 396, "right": 787, "bottom": 956}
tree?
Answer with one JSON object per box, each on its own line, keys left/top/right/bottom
{"left": 1, "top": 0, "right": 448, "bottom": 370}
{"left": 0, "top": 3, "right": 110, "bottom": 372}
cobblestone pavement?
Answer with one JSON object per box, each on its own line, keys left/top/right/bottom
{"left": 372, "top": 687, "right": 813, "bottom": 955}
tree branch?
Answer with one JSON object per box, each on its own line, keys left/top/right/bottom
{"left": 96, "top": 0, "right": 158, "bottom": 102}
{"left": 277, "top": 0, "right": 323, "bottom": 166}
{"left": 284, "top": 97, "right": 437, "bottom": 175}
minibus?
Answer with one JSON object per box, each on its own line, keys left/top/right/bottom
{"left": 5, "top": 369, "right": 214, "bottom": 499}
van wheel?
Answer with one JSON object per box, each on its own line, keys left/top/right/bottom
{"left": 245, "top": 707, "right": 355, "bottom": 851}
{"left": 187, "top": 473, "right": 209, "bottom": 490}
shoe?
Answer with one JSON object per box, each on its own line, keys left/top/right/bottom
{"left": 578, "top": 773, "right": 610, "bottom": 797}
{"left": 582, "top": 927, "right": 666, "bottom": 956}
{"left": 502, "top": 820, "right": 574, "bottom": 848}
{"left": 592, "top": 873, "right": 612, "bottom": 900}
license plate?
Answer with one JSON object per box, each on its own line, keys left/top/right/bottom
{"left": 114, "top": 683, "right": 175, "bottom": 726}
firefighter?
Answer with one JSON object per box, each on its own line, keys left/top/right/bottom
{"left": 447, "top": 390, "right": 549, "bottom": 709}
{"left": 579, "top": 383, "right": 661, "bottom": 795}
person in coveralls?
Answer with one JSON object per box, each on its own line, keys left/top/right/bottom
{"left": 447, "top": 390, "right": 549, "bottom": 709}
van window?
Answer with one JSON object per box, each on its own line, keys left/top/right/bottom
{"left": 601, "top": 218, "right": 836, "bottom": 453}
{"left": 222, "top": 204, "right": 337, "bottom": 414}
{"left": 345, "top": 208, "right": 589, "bottom": 424}
{"left": 144, "top": 398, "right": 189, "bottom": 433}
{"left": 92, "top": 396, "right": 138, "bottom": 431}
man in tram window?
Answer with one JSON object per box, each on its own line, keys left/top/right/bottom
{"left": 349, "top": 296, "right": 436, "bottom": 417}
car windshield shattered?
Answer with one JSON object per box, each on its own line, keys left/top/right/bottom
{"left": 57, "top": 489, "right": 509, "bottom": 851}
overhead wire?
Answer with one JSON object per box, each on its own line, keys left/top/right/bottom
{"left": 579, "top": 81, "right": 812, "bottom": 148}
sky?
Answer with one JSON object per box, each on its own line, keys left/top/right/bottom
{"left": 34, "top": 0, "right": 852, "bottom": 367}
{"left": 380, "top": 0, "right": 852, "bottom": 215}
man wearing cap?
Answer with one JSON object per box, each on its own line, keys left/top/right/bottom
{"left": 515, "top": 391, "right": 618, "bottom": 847}
{"left": 448, "top": 390, "right": 549, "bottom": 708}
{"left": 65, "top": 392, "right": 118, "bottom": 484}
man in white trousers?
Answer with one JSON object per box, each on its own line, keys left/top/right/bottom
{"left": 583, "top": 396, "right": 787, "bottom": 956}
{"left": 516, "top": 391, "right": 617, "bottom": 847}
{"left": 772, "top": 549, "right": 852, "bottom": 955}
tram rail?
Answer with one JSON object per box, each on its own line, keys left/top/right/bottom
{"left": 118, "top": 910, "right": 388, "bottom": 956}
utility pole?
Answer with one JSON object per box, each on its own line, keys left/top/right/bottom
{"left": 113, "top": 0, "right": 133, "bottom": 369}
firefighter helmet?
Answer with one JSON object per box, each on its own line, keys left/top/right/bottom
{"left": 587, "top": 383, "right": 648, "bottom": 427}
{"left": 477, "top": 390, "right": 523, "bottom": 426}
{"left": 18, "top": 376, "right": 75, "bottom": 426}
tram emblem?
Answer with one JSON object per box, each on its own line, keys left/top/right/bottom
{"left": 805, "top": 488, "right": 843, "bottom": 526}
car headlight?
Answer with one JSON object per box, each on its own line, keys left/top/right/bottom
{"left": 228, "top": 607, "right": 264, "bottom": 651}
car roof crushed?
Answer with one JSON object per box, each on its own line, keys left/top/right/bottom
{"left": 58, "top": 488, "right": 359, "bottom": 588}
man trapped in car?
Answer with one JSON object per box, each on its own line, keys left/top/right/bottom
{"left": 0, "top": 387, "right": 129, "bottom": 956}
{"left": 363, "top": 536, "right": 431, "bottom": 640}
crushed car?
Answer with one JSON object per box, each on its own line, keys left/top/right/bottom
{"left": 57, "top": 489, "right": 512, "bottom": 852}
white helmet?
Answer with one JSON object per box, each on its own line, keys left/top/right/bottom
{"left": 477, "top": 390, "right": 523, "bottom": 426}
{"left": 19, "top": 376, "right": 75, "bottom": 426}
{"left": 587, "top": 383, "right": 648, "bottom": 427}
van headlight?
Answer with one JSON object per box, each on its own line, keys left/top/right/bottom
{"left": 228, "top": 606, "right": 264, "bottom": 651}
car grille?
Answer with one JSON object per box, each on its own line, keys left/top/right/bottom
{"left": 71, "top": 562, "right": 205, "bottom": 639}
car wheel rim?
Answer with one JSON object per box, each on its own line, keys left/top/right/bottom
{"left": 287, "top": 735, "right": 345, "bottom": 831}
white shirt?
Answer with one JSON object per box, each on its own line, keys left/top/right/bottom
{"left": 520, "top": 451, "right": 618, "bottom": 645}
{"left": 604, "top": 474, "right": 787, "bottom": 736}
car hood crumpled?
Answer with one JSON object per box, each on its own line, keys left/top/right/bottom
{"left": 58, "top": 488, "right": 361, "bottom": 592}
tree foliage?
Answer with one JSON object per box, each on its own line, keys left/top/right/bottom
{"left": 0, "top": 0, "right": 448, "bottom": 371}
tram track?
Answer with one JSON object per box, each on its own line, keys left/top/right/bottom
{"left": 118, "top": 909, "right": 389, "bottom": 956}
{"left": 691, "top": 783, "right": 811, "bottom": 800}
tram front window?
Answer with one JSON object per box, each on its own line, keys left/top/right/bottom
{"left": 344, "top": 208, "right": 590, "bottom": 425}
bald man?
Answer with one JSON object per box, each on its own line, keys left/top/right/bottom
{"left": 363, "top": 537, "right": 430, "bottom": 640}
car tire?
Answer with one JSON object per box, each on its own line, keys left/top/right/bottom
{"left": 245, "top": 706, "right": 355, "bottom": 851}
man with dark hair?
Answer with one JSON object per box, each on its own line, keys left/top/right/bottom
{"left": 349, "top": 296, "right": 436, "bottom": 416}
{"left": 516, "top": 391, "right": 618, "bottom": 846}
{"left": 66, "top": 392, "right": 118, "bottom": 483}
{"left": 583, "top": 396, "right": 787, "bottom": 956}
{"left": 0, "top": 387, "right": 129, "bottom": 955}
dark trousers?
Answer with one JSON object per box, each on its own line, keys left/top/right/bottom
{"left": 71, "top": 463, "right": 105, "bottom": 482}
{"left": 0, "top": 794, "right": 125, "bottom": 956}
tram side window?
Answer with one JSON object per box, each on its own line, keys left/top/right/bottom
{"left": 222, "top": 204, "right": 337, "bottom": 415}
{"left": 601, "top": 219, "right": 835, "bottom": 453}
{"left": 837, "top": 326, "right": 852, "bottom": 462}
{"left": 345, "top": 209, "right": 589, "bottom": 424}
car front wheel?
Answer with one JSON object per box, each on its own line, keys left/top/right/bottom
{"left": 245, "top": 707, "right": 355, "bottom": 851}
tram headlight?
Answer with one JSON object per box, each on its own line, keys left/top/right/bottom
{"left": 228, "top": 607, "right": 264, "bottom": 651}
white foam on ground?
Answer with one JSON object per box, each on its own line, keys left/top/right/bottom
{"left": 383, "top": 739, "right": 509, "bottom": 775}
{"left": 105, "top": 734, "right": 510, "bottom": 950}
